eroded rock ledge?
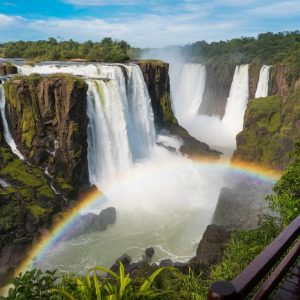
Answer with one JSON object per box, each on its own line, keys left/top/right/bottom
{"left": 233, "top": 64, "right": 300, "bottom": 170}
{"left": 138, "top": 60, "right": 220, "bottom": 159}
{"left": 4, "top": 74, "right": 89, "bottom": 197}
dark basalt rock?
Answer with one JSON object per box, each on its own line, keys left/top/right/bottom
{"left": 110, "top": 253, "right": 132, "bottom": 274}
{"left": 64, "top": 207, "right": 117, "bottom": 240}
{"left": 3, "top": 75, "right": 89, "bottom": 197}
{"left": 195, "top": 224, "right": 231, "bottom": 268}
{"left": 0, "top": 64, "right": 18, "bottom": 76}
{"left": 138, "top": 60, "right": 220, "bottom": 159}
{"left": 199, "top": 63, "right": 235, "bottom": 118}
{"left": 213, "top": 179, "right": 272, "bottom": 231}
{"left": 159, "top": 259, "right": 174, "bottom": 267}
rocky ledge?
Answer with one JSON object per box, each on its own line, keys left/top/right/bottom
{"left": 138, "top": 60, "right": 220, "bottom": 159}
{"left": 3, "top": 74, "right": 89, "bottom": 197}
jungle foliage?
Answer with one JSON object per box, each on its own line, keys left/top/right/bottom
{"left": 0, "top": 37, "right": 130, "bottom": 62}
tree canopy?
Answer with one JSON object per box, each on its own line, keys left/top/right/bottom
{"left": 0, "top": 37, "right": 130, "bottom": 62}
{"left": 183, "top": 31, "right": 300, "bottom": 67}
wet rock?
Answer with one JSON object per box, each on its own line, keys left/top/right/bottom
{"left": 199, "top": 63, "right": 235, "bottom": 118}
{"left": 159, "top": 259, "right": 174, "bottom": 267}
{"left": 91, "top": 207, "right": 117, "bottom": 231}
{"left": 65, "top": 207, "right": 116, "bottom": 240}
{"left": 145, "top": 247, "right": 155, "bottom": 260}
{"left": 0, "top": 64, "right": 18, "bottom": 76}
{"left": 138, "top": 60, "right": 220, "bottom": 159}
{"left": 110, "top": 254, "right": 132, "bottom": 274}
{"left": 3, "top": 75, "right": 89, "bottom": 197}
{"left": 195, "top": 224, "right": 232, "bottom": 268}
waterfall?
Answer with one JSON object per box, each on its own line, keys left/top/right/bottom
{"left": 222, "top": 65, "right": 249, "bottom": 135}
{"left": 174, "top": 64, "right": 206, "bottom": 118}
{"left": 0, "top": 84, "right": 24, "bottom": 160}
{"left": 255, "top": 65, "right": 271, "bottom": 98}
{"left": 18, "top": 63, "right": 156, "bottom": 186}
{"left": 87, "top": 79, "right": 132, "bottom": 185}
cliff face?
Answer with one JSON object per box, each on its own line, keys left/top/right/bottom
{"left": 138, "top": 60, "right": 220, "bottom": 158}
{"left": 0, "top": 124, "right": 63, "bottom": 284}
{"left": 137, "top": 60, "right": 176, "bottom": 125}
{"left": 199, "top": 63, "right": 235, "bottom": 118}
{"left": 233, "top": 65, "right": 300, "bottom": 170}
{"left": 3, "top": 74, "right": 89, "bottom": 196}
{"left": 0, "top": 63, "right": 18, "bottom": 77}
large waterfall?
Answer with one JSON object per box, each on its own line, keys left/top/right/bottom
{"left": 15, "top": 62, "right": 227, "bottom": 272}
{"left": 0, "top": 85, "right": 24, "bottom": 160}
{"left": 222, "top": 65, "right": 249, "bottom": 135}
{"left": 18, "top": 63, "right": 155, "bottom": 186}
{"left": 174, "top": 64, "right": 206, "bottom": 118}
{"left": 255, "top": 65, "right": 271, "bottom": 98}
{"left": 170, "top": 64, "right": 249, "bottom": 153}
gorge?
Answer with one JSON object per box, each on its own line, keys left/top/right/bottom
{"left": 0, "top": 57, "right": 278, "bottom": 285}
{"left": 1, "top": 34, "right": 300, "bottom": 296}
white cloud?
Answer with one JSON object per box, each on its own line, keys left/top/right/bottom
{"left": 248, "top": 1, "right": 300, "bottom": 17}
{"left": 0, "top": 14, "right": 22, "bottom": 27}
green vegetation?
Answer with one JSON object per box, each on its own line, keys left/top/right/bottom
{"left": 0, "top": 37, "right": 130, "bottom": 62}
{"left": 0, "top": 144, "right": 55, "bottom": 244}
{"left": 234, "top": 91, "right": 300, "bottom": 170}
{"left": 183, "top": 31, "right": 300, "bottom": 68}
{"left": 268, "top": 142, "right": 300, "bottom": 225}
{"left": 2, "top": 264, "right": 177, "bottom": 300}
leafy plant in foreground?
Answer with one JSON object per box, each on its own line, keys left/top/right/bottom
{"left": 56, "top": 262, "right": 175, "bottom": 300}
{"left": 1, "top": 269, "right": 60, "bottom": 300}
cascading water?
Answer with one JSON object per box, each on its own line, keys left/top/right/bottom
{"left": 169, "top": 64, "right": 249, "bottom": 154}
{"left": 0, "top": 84, "right": 24, "bottom": 160}
{"left": 174, "top": 64, "right": 206, "bottom": 118}
{"left": 255, "top": 65, "right": 271, "bottom": 98}
{"left": 222, "top": 65, "right": 249, "bottom": 136}
{"left": 87, "top": 79, "right": 132, "bottom": 186}
{"left": 16, "top": 62, "right": 227, "bottom": 273}
{"left": 18, "top": 63, "right": 156, "bottom": 186}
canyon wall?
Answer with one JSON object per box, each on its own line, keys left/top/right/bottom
{"left": 4, "top": 74, "right": 89, "bottom": 197}
{"left": 233, "top": 64, "right": 300, "bottom": 170}
{"left": 138, "top": 60, "right": 220, "bottom": 158}
{"left": 199, "top": 63, "right": 235, "bottom": 118}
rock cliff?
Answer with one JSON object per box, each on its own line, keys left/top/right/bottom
{"left": 3, "top": 74, "right": 89, "bottom": 196}
{"left": 233, "top": 64, "right": 300, "bottom": 170}
{"left": 199, "top": 63, "right": 235, "bottom": 118}
{"left": 138, "top": 60, "right": 220, "bottom": 158}
{"left": 0, "top": 122, "right": 64, "bottom": 285}
{"left": 0, "top": 63, "right": 18, "bottom": 76}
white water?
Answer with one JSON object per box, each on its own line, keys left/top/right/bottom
{"left": 18, "top": 63, "right": 155, "bottom": 186}
{"left": 12, "top": 60, "right": 272, "bottom": 277}
{"left": 171, "top": 64, "right": 249, "bottom": 155}
{"left": 87, "top": 79, "right": 132, "bottom": 185}
{"left": 0, "top": 85, "right": 24, "bottom": 160}
{"left": 174, "top": 64, "right": 206, "bottom": 117}
{"left": 255, "top": 65, "right": 271, "bottom": 98}
{"left": 16, "top": 62, "right": 227, "bottom": 272}
{"left": 35, "top": 147, "right": 225, "bottom": 272}
{"left": 222, "top": 65, "right": 249, "bottom": 136}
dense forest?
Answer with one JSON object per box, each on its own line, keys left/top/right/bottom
{"left": 1, "top": 31, "right": 300, "bottom": 68}
{"left": 183, "top": 31, "right": 300, "bottom": 66}
{"left": 0, "top": 37, "right": 130, "bottom": 62}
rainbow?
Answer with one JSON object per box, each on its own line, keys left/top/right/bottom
{"left": 16, "top": 159, "right": 281, "bottom": 275}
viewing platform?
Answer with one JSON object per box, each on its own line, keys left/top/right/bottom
{"left": 208, "top": 214, "right": 300, "bottom": 300}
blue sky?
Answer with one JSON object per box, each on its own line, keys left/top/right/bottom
{"left": 1, "top": 0, "right": 300, "bottom": 47}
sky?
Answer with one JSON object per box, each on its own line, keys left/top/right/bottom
{"left": 0, "top": 0, "right": 300, "bottom": 47}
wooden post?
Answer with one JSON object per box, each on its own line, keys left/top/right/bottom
{"left": 208, "top": 280, "right": 238, "bottom": 300}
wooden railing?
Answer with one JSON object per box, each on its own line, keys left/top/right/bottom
{"left": 208, "top": 214, "right": 300, "bottom": 300}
